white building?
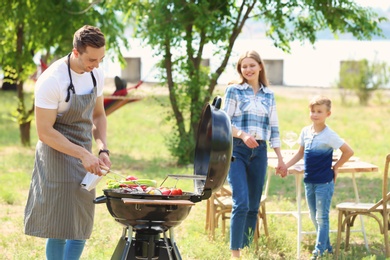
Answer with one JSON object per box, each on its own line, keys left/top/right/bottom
{"left": 104, "top": 39, "right": 390, "bottom": 88}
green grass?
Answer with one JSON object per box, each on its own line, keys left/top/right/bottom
{"left": 0, "top": 86, "right": 390, "bottom": 259}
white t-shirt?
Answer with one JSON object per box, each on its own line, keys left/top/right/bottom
{"left": 35, "top": 56, "right": 104, "bottom": 114}
{"left": 299, "top": 125, "right": 344, "bottom": 183}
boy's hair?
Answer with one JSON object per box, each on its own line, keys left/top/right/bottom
{"left": 309, "top": 95, "right": 332, "bottom": 111}
{"left": 73, "top": 25, "right": 105, "bottom": 54}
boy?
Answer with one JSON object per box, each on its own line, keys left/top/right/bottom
{"left": 279, "top": 95, "right": 354, "bottom": 259}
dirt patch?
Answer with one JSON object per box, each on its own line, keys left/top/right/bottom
{"left": 0, "top": 204, "right": 24, "bottom": 235}
{"left": 16, "top": 78, "right": 390, "bottom": 104}
{"left": 104, "top": 80, "right": 342, "bottom": 100}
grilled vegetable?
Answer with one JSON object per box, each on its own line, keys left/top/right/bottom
{"left": 106, "top": 179, "right": 120, "bottom": 189}
{"left": 106, "top": 178, "right": 157, "bottom": 190}
{"left": 119, "top": 179, "right": 157, "bottom": 187}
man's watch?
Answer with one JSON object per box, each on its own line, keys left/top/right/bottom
{"left": 237, "top": 130, "right": 243, "bottom": 137}
{"left": 99, "top": 149, "right": 110, "bottom": 156}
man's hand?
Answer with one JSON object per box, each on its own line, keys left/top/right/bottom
{"left": 81, "top": 152, "right": 105, "bottom": 176}
{"left": 99, "top": 152, "right": 112, "bottom": 169}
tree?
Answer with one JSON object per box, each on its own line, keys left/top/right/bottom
{"left": 121, "top": 0, "right": 386, "bottom": 164}
{"left": 0, "top": 0, "right": 128, "bottom": 146}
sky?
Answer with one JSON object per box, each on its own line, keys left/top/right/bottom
{"left": 354, "top": 0, "right": 390, "bottom": 10}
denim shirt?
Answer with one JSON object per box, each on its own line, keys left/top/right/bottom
{"left": 223, "top": 82, "right": 281, "bottom": 148}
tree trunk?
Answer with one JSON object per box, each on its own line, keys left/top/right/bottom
{"left": 20, "top": 121, "right": 31, "bottom": 147}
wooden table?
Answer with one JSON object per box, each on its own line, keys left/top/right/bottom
{"left": 266, "top": 152, "right": 378, "bottom": 259}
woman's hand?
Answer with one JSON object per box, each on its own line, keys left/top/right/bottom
{"left": 241, "top": 132, "right": 259, "bottom": 148}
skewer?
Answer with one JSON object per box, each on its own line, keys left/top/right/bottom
{"left": 100, "top": 165, "right": 127, "bottom": 179}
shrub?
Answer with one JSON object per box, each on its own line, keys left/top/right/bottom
{"left": 338, "top": 59, "right": 390, "bottom": 105}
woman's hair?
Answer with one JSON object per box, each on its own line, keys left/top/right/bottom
{"left": 233, "top": 50, "right": 269, "bottom": 87}
{"left": 309, "top": 95, "right": 332, "bottom": 111}
{"left": 73, "top": 25, "right": 105, "bottom": 54}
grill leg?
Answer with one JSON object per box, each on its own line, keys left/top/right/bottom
{"left": 162, "top": 231, "right": 174, "bottom": 260}
{"left": 147, "top": 234, "right": 156, "bottom": 259}
{"left": 111, "top": 226, "right": 133, "bottom": 260}
{"left": 111, "top": 226, "right": 183, "bottom": 260}
{"left": 169, "top": 228, "right": 181, "bottom": 260}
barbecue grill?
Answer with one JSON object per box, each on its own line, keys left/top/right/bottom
{"left": 94, "top": 96, "right": 233, "bottom": 260}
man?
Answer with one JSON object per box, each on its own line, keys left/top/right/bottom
{"left": 24, "top": 25, "right": 111, "bottom": 260}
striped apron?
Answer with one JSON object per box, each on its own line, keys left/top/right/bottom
{"left": 24, "top": 73, "right": 97, "bottom": 240}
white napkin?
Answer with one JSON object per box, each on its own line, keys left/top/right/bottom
{"left": 81, "top": 170, "right": 108, "bottom": 191}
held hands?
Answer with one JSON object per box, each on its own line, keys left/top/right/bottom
{"left": 275, "top": 161, "right": 288, "bottom": 178}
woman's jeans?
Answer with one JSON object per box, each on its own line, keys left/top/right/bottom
{"left": 228, "top": 138, "right": 267, "bottom": 250}
{"left": 305, "top": 181, "right": 334, "bottom": 255}
{"left": 46, "top": 238, "right": 86, "bottom": 260}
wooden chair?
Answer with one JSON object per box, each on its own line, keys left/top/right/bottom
{"left": 205, "top": 186, "right": 269, "bottom": 240}
{"left": 335, "top": 154, "right": 390, "bottom": 258}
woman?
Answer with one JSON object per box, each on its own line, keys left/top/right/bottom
{"left": 223, "top": 50, "right": 286, "bottom": 258}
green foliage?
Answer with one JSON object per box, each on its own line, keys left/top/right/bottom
{"left": 260, "top": 0, "right": 386, "bottom": 51}
{"left": 2, "top": 66, "right": 18, "bottom": 85}
{"left": 120, "top": 0, "right": 386, "bottom": 164}
{"left": 338, "top": 59, "right": 390, "bottom": 105}
{"left": 9, "top": 94, "right": 34, "bottom": 125}
{"left": 0, "top": 0, "right": 130, "bottom": 146}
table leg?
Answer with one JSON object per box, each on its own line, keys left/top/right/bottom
{"left": 351, "top": 173, "right": 369, "bottom": 251}
{"left": 265, "top": 168, "right": 272, "bottom": 198}
{"left": 295, "top": 174, "right": 303, "bottom": 260}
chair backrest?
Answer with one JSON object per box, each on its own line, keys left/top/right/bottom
{"left": 369, "top": 155, "right": 390, "bottom": 211}
{"left": 382, "top": 154, "right": 390, "bottom": 208}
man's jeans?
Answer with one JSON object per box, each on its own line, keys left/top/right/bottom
{"left": 46, "top": 238, "right": 86, "bottom": 260}
{"left": 305, "top": 181, "right": 335, "bottom": 255}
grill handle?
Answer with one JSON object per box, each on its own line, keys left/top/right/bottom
{"left": 93, "top": 195, "right": 107, "bottom": 204}
{"left": 212, "top": 96, "right": 222, "bottom": 109}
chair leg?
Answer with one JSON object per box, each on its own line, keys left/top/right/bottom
{"left": 384, "top": 214, "right": 390, "bottom": 257}
{"left": 345, "top": 215, "right": 352, "bottom": 251}
{"left": 260, "top": 203, "right": 269, "bottom": 237}
{"left": 254, "top": 203, "right": 268, "bottom": 246}
{"left": 254, "top": 221, "right": 259, "bottom": 245}
{"left": 221, "top": 213, "right": 226, "bottom": 237}
{"left": 335, "top": 210, "right": 344, "bottom": 260}
{"left": 209, "top": 202, "right": 216, "bottom": 240}
{"left": 205, "top": 199, "right": 210, "bottom": 232}
{"left": 385, "top": 227, "right": 390, "bottom": 257}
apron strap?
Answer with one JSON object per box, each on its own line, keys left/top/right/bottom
{"left": 65, "top": 53, "right": 97, "bottom": 102}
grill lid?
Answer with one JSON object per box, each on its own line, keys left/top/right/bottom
{"left": 192, "top": 96, "right": 233, "bottom": 201}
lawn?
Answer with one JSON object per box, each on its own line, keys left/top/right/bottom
{"left": 0, "top": 84, "right": 389, "bottom": 260}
